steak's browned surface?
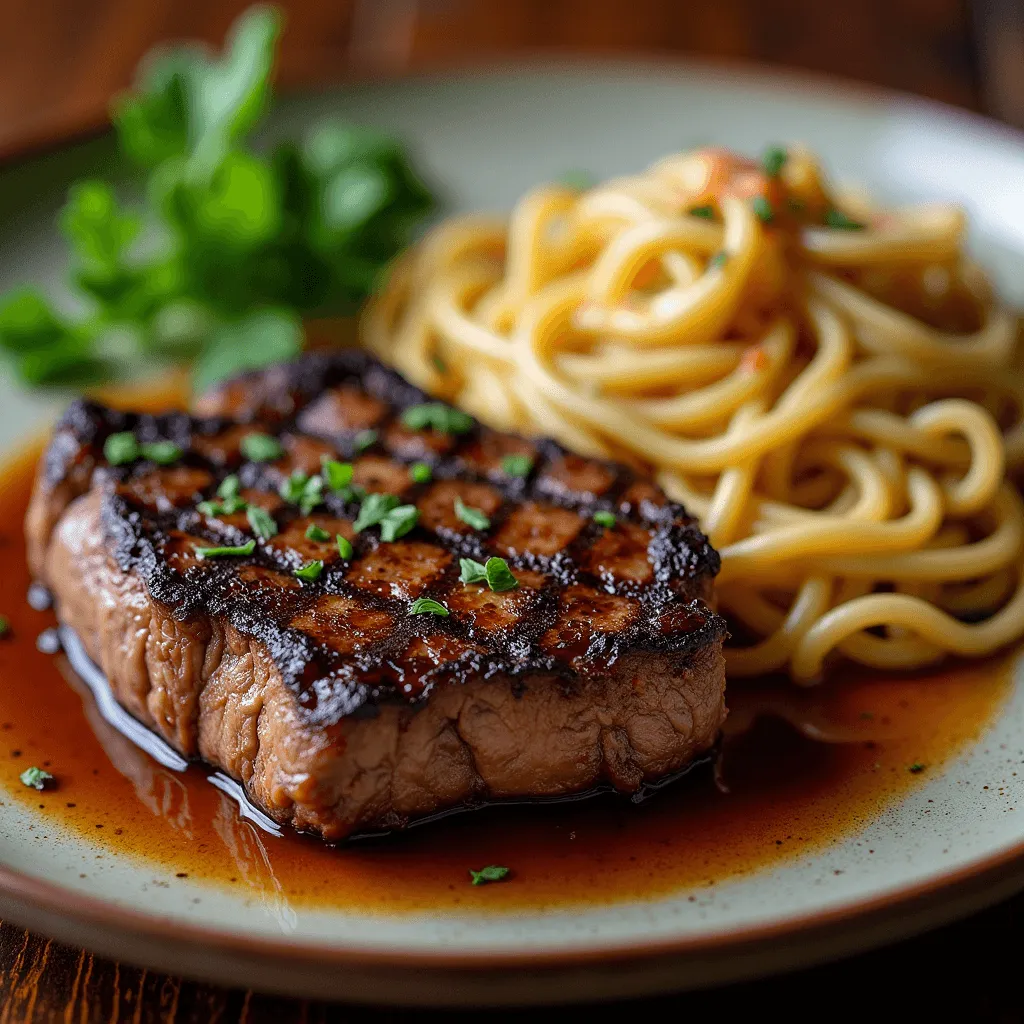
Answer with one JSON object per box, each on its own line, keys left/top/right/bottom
{"left": 28, "top": 352, "right": 727, "bottom": 840}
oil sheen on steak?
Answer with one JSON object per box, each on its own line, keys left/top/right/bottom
{"left": 26, "top": 351, "right": 727, "bottom": 841}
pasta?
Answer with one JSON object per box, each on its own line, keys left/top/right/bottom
{"left": 364, "top": 145, "right": 1024, "bottom": 684}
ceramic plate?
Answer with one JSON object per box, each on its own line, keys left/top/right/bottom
{"left": 2, "top": 59, "right": 1024, "bottom": 1006}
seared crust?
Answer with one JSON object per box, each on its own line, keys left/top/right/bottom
{"left": 27, "top": 352, "right": 728, "bottom": 839}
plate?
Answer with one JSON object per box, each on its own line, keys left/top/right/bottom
{"left": 2, "top": 58, "right": 1024, "bottom": 1006}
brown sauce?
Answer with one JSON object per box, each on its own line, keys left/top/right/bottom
{"left": 0, "top": 442, "right": 1014, "bottom": 913}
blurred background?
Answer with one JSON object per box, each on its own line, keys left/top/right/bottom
{"left": 1, "top": 0, "right": 1023, "bottom": 164}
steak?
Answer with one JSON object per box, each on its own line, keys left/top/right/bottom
{"left": 26, "top": 351, "right": 727, "bottom": 841}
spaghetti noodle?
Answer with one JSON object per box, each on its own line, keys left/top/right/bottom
{"left": 364, "top": 145, "right": 1024, "bottom": 684}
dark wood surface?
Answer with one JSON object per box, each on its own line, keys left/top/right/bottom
{"left": 0, "top": 1, "right": 1015, "bottom": 1020}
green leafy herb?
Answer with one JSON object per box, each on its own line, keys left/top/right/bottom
{"left": 454, "top": 496, "right": 490, "bottom": 531}
{"left": 0, "top": 6, "right": 434, "bottom": 393}
{"left": 218, "top": 475, "right": 241, "bottom": 499}
{"left": 140, "top": 440, "right": 182, "bottom": 465}
{"left": 709, "top": 251, "right": 729, "bottom": 269}
{"left": 761, "top": 145, "right": 788, "bottom": 177}
{"left": 20, "top": 766, "right": 54, "bottom": 791}
{"left": 909, "top": 762, "right": 925, "bottom": 774}
{"left": 305, "top": 523, "right": 331, "bottom": 542}
{"left": 353, "top": 429, "right": 378, "bottom": 452}
{"left": 401, "top": 402, "right": 474, "bottom": 435}
{"left": 824, "top": 208, "right": 866, "bottom": 231}
{"left": 484, "top": 557, "right": 518, "bottom": 592}
{"left": 195, "top": 539, "right": 256, "bottom": 558}
{"left": 240, "top": 432, "right": 283, "bottom": 463}
{"left": 353, "top": 492, "right": 400, "bottom": 532}
{"left": 751, "top": 196, "right": 774, "bottom": 224}
{"left": 336, "top": 534, "right": 353, "bottom": 559}
{"left": 321, "top": 458, "right": 354, "bottom": 492}
{"left": 593, "top": 510, "right": 617, "bottom": 528}
{"left": 560, "top": 170, "right": 594, "bottom": 191}
{"left": 459, "top": 557, "right": 488, "bottom": 584}
{"left": 409, "top": 597, "right": 448, "bottom": 616}
{"left": 409, "top": 461, "right": 432, "bottom": 484}
{"left": 104, "top": 431, "right": 139, "bottom": 466}
{"left": 501, "top": 454, "right": 533, "bottom": 477}
{"left": 294, "top": 560, "right": 324, "bottom": 582}
{"left": 279, "top": 471, "right": 323, "bottom": 514}
{"left": 246, "top": 505, "right": 277, "bottom": 540}
{"left": 0, "top": 616, "right": 9, "bottom": 639}
{"left": 469, "top": 865, "right": 509, "bottom": 886}
{"left": 688, "top": 204, "right": 716, "bottom": 219}
{"left": 379, "top": 505, "right": 419, "bottom": 542}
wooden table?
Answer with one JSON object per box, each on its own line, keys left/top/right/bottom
{"left": 0, "top": 1, "right": 1017, "bottom": 1019}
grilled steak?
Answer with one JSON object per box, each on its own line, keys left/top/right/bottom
{"left": 26, "top": 351, "right": 727, "bottom": 841}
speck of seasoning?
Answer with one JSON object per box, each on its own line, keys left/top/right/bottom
{"left": 410, "top": 462, "right": 432, "bottom": 484}
{"left": 0, "top": 617, "right": 9, "bottom": 639}
{"left": 909, "top": 762, "right": 926, "bottom": 773}
{"left": 593, "top": 510, "right": 617, "bottom": 529}
{"left": 709, "top": 251, "right": 729, "bottom": 269}
{"left": 469, "top": 865, "right": 510, "bottom": 886}
{"left": 19, "top": 766, "right": 54, "bottom": 791}
{"left": 688, "top": 204, "right": 716, "bottom": 219}
{"left": 751, "top": 196, "right": 774, "bottom": 223}
{"left": 176, "top": 872, "right": 188, "bottom": 878}
{"left": 761, "top": 145, "right": 788, "bottom": 177}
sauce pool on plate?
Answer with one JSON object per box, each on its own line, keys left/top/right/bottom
{"left": 0, "top": 443, "right": 1013, "bottom": 912}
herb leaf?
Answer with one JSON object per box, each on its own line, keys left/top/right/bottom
{"left": 139, "top": 440, "right": 182, "bottom": 465}
{"left": 484, "top": 557, "right": 518, "bottom": 592}
{"left": 0, "top": 616, "right": 10, "bottom": 638}
{"left": 761, "top": 145, "right": 788, "bottom": 177}
{"left": 824, "top": 208, "right": 866, "bottom": 231}
{"left": 241, "top": 432, "right": 283, "bottom": 462}
{"left": 104, "top": 431, "right": 139, "bottom": 466}
{"left": 305, "top": 523, "right": 331, "bottom": 542}
{"left": 321, "top": 458, "right": 354, "bottom": 492}
{"left": 246, "top": 505, "right": 277, "bottom": 540}
{"left": 353, "top": 429, "right": 378, "bottom": 452}
{"left": 454, "top": 496, "right": 490, "bottom": 531}
{"left": 409, "top": 597, "right": 449, "bottom": 616}
{"left": 195, "top": 539, "right": 256, "bottom": 558}
{"left": 593, "top": 510, "right": 617, "bottom": 528}
{"left": 336, "top": 534, "right": 353, "bottom": 559}
{"left": 410, "top": 461, "right": 432, "bottom": 484}
{"left": 294, "top": 560, "right": 324, "bottom": 582}
{"left": 379, "top": 505, "right": 420, "bottom": 542}
{"left": 459, "top": 557, "right": 488, "bottom": 584}
{"left": 751, "top": 196, "right": 774, "bottom": 224}
{"left": 501, "top": 454, "right": 533, "bottom": 477}
{"left": 353, "top": 492, "right": 400, "bottom": 532}
{"left": 469, "top": 865, "right": 510, "bottom": 886}
{"left": 709, "top": 251, "right": 729, "bottom": 269}
{"left": 218, "top": 474, "right": 241, "bottom": 499}
{"left": 401, "top": 402, "right": 474, "bottom": 435}
{"left": 688, "top": 204, "right": 715, "bottom": 219}
{"left": 20, "top": 767, "right": 54, "bottom": 791}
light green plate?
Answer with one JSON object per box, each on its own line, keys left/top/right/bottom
{"left": 1, "top": 59, "right": 1024, "bottom": 1005}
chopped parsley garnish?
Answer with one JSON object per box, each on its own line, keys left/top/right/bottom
{"left": 593, "top": 510, "right": 617, "bottom": 528}
{"left": 353, "top": 429, "right": 378, "bottom": 452}
{"left": 0, "top": 616, "right": 9, "bottom": 639}
{"left": 469, "top": 865, "right": 509, "bottom": 886}
{"left": 321, "top": 458, "right": 354, "bottom": 492}
{"left": 246, "top": 505, "right": 277, "bottom": 540}
{"left": 336, "top": 534, "right": 353, "bottom": 559}
{"left": 824, "top": 208, "right": 866, "bottom": 231}
{"left": 709, "top": 251, "right": 729, "bottom": 269}
{"left": 501, "top": 454, "right": 533, "bottom": 477}
{"left": 401, "top": 402, "right": 474, "bottom": 435}
{"left": 431, "top": 354, "right": 447, "bottom": 373}
{"left": 198, "top": 483, "right": 246, "bottom": 517}
{"left": 751, "top": 196, "right": 774, "bottom": 223}
{"left": 140, "top": 441, "right": 182, "bottom": 465}
{"left": 909, "top": 762, "right": 925, "bottom": 774}
{"left": 279, "top": 471, "right": 323, "bottom": 514}
{"left": 294, "top": 560, "right": 324, "bottom": 583}
{"left": 379, "top": 505, "right": 420, "bottom": 542}
{"left": 354, "top": 492, "right": 400, "bottom": 532}
{"left": 218, "top": 475, "right": 241, "bottom": 499}
{"left": 20, "top": 766, "right": 53, "bottom": 791}
{"left": 459, "top": 556, "right": 518, "bottom": 592}
{"left": 454, "top": 496, "right": 490, "bottom": 531}
{"left": 410, "top": 462, "right": 432, "bottom": 484}
{"left": 688, "top": 204, "right": 716, "bottom": 219}
{"left": 103, "top": 431, "right": 139, "bottom": 466}
{"left": 409, "top": 597, "right": 449, "bottom": 616}
{"left": 761, "top": 145, "right": 788, "bottom": 177}
{"left": 195, "top": 539, "right": 256, "bottom": 559}
{"left": 240, "top": 433, "right": 283, "bottom": 462}
{"left": 305, "top": 523, "right": 331, "bottom": 542}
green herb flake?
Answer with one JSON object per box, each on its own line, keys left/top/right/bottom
{"left": 353, "top": 492, "right": 400, "bottom": 532}
{"left": 501, "top": 454, "right": 533, "bottom": 477}
{"left": 194, "top": 539, "right": 256, "bottom": 559}
{"left": 908, "top": 762, "right": 926, "bottom": 774}
{"left": 824, "top": 208, "right": 866, "bottom": 231}
{"left": 409, "top": 462, "right": 432, "bottom": 484}
{"left": 240, "top": 433, "right": 283, "bottom": 463}
{"left": 0, "top": 616, "right": 9, "bottom": 639}
{"left": 140, "top": 440, "right": 182, "bottom": 465}
{"left": 336, "top": 534, "right": 353, "bottom": 559}
{"left": 593, "top": 510, "right": 617, "bottom": 528}
{"left": 709, "top": 251, "right": 729, "bottom": 269}
{"left": 280, "top": 471, "right": 309, "bottom": 504}
{"left": 859, "top": 711, "right": 874, "bottom": 721}
{"left": 409, "top": 597, "right": 449, "bottom": 617}
{"left": 484, "top": 556, "right": 518, "bottom": 593}
{"left": 761, "top": 145, "right": 788, "bottom": 177}
{"left": 401, "top": 402, "right": 474, "bottom": 435}
{"left": 246, "top": 505, "right": 277, "bottom": 540}
{"left": 353, "top": 429, "right": 378, "bottom": 452}
{"left": 469, "top": 865, "right": 510, "bottom": 886}
{"left": 751, "top": 196, "right": 774, "bottom": 224}
{"left": 104, "top": 431, "right": 139, "bottom": 466}
{"left": 459, "top": 557, "right": 488, "bottom": 584}
{"left": 218, "top": 475, "right": 241, "bottom": 500}
{"left": 321, "top": 458, "right": 354, "bottom": 492}
{"left": 379, "top": 505, "right": 420, "bottom": 542}
{"left": 298, "top": 475, "right": 324, "bottom": 515}
{"left": 454, "top": 496, "right": 490, "bottom": 531}
{"left": 20, "top": 766, "right": 54, "bottom": 791}
{"left": 294, "top": 560, "right": 324, "bottom": 583}
{"left": 431, "top": 354, "right": 447, "bottom": 373}
{"left": 305, "top": 523, "right": 331, "bottom": 542}
{"left": 688, "top": 204, "right": 716, "bottom": 220}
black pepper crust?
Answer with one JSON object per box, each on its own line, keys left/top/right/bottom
{"left": 39, "top": 352, "right": 725, "bottom": 728}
